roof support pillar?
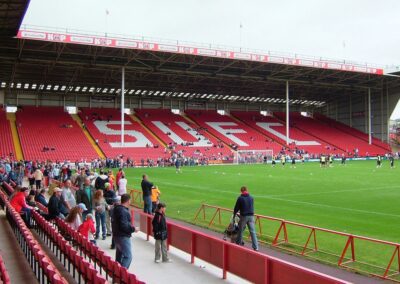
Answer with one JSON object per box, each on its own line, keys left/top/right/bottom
{"left": 121, "top": 66, "right": 125, "bottom": 146}
{"left": 368, "top": 88, "right": 372, "bottom": 145}
{"left": 286, "top": 80, "right": 290, "bottom": 145}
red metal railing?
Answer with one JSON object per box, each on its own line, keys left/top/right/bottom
{"left": 194, "top": 203, "right": 400, "bottom": 282}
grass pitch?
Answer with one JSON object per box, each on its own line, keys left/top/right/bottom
{"left": 121, "top": 160, "right": 399, "bottom": 274}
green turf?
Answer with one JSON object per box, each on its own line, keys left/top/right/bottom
{"left": 119, "top": 160, "right": 400, "bottom": 275}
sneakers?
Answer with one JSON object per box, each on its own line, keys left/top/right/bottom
{"left": 154, "top": 259, "right": 161, "bottom": 263}
{"left": 102, "top": 236, "right": 106, "bottom": 240}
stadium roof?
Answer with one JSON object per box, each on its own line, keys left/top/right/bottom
{"left": 1, "top": 2, "right": 400, "bottom": 108}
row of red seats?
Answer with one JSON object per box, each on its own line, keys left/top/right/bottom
{"left": 313, "top": 113, "right": 391, "bottom": 151}
{"left": 274, "top": 112, "right": 386, "bottom": 156}
{"left": 0, "top": 109, "right": 15, "bottom": 158}
{"left": 231, "top": 111, "right": 345, "bottom": 155}
{"left": 16, "top": 106, "right": 98, "bottom": 161}
{"left": 0, "top": 254, "right": 10, "bottom": 284}
{"left": 135, "top": 109, "right": 231, "bottom": 157}
{"left": 0, "top": 190, "right": 68, "bottom": 284}
{"left": 32, "top": 210, "right": 109, "bottom": 283}
{"left": 185, "top": 110, "right": 282, "bottom": 152}
{"left": 79, "top": 108, "right": 166, "bottom": 160}
{"left": 56, "top": 219, "right": 144, "bottom": 284}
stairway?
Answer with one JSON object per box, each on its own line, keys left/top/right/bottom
{"left": 70, "top": 114, "right": 106, "bottom": 159}
{"left": 6, "top": 113, "right": 23, "bottom": 160}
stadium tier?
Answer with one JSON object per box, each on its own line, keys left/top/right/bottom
{"left": 313, "top": 113, "right": 391, "bottom": 151}
{"left": 0, "top": 109, "right": 16, "bottom": 158}
{"left": 185, "top": 110, "right": 282, "bottom": 152}
{"left": 274, "top": 112, "right": 386, "bottom": 156}
{"left": 79, "top": 108, "right": 165, "bottom": 161}
{"left": 15, "top": 107, "right": 98, "bottom": 161}
{"left": 134, "top": 109, "right": 232, "bottom": 158}
{"left": 230, "top": 111, "right": 338, "bottom": 155}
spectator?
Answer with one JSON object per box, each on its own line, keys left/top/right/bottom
{"left": 76, "top": 177, "right": 94, "bottom": 220}
{"left": 108, "top": 170, "right": 115, "bottom": 190}
{"left": 95, "top": 170, "right": 109, "bottom": 191}
{"left": 112, "top": 194, "right": 137, "bottom": 269}
{"left": 116, "top": 168, "right": 123, "bottom": 190}
{"left": 94, "top": 190, "right": 107, "bottom": 240}
{"left": 151, "top": 186, "right": 161, "bottom": 214}
{"left": 48, "top": 187, "right": 65, "bottom": 220}
{"left": 10, "top": 187, "right": 33, "bottom": 227}
{"left": 65, "top": 205, "right": 83, "bottom": 230}
{"left": 233, "top": 186, "right": 258, "bottom": 251}
{"left": 103, "top": 183, "right": 115, "bottom": 236}
{"left": 62, "top": 179, "right": 76, "bottom": 211}
{"left": 35, "top": 188, "right": 48, "bottom": 207}
{"left": 152, "top": 203, "right": 172, "bottom": 263}
{"left": 118, "top": 174, "right": 127, "bottom": 196}
{"left": 74, "top": 168, "right": 86, "bottom": 190}
{"left": 78, "top": 214, "right": 96, "bottom": 244}
{"left": 141, "top": 174, "right": 154, "bottom": 214}
{"left": 34, "top": 168, "right": 43, "bottom": 190}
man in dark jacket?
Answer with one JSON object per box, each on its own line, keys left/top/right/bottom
{"left": 141, "top": 174, "right": 154, "bottom": 214}
{"left": 35, "top": 189, "right": 48, "bottom": 207}
{"left": 112, "top": 194, "right": 137, "bottom": 269}
{"left": 152, "top": 203, "right": 171, "bottom": 263}
{"left": 76, "top": 177, "right": 94, "bottom": 220}
{"left": 95, "top": 170, "right": 109, "bottom": 191}
{"left": 48, "top": 188, "right": 65, "bottom": 220}
{"left": 233, "top": 186, "right": 259, "bottom": 251}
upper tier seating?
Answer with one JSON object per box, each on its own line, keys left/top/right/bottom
{"left": 135, "top": 109, "right": 231, "bottom": 158}
{"left": 0, "top": 109, "right": 16, "bottom": 158}
{"left": 274, "top": 112, "right": 386, "bottom": 156}
{"left": 185, "top": 110, "right": 282, "bottom": 152}
{"left": 231, "top": 111, "right": 339, "bottom": 155}
{"left": 313, "top": 113, "right": 391, "bottom": 151}
{"left": 79, "top": 108, "right": 165, "bottom": 161}
{"left": 16, "top": 107, "right": 98, "bottom": 161}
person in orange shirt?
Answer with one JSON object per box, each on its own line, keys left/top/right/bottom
{"left": 10, "top": 187, "right": 33, "bottom": 227}
{"left": 108, "top": 170, "right": 115, "bottom": 190}
{"left": 151, "top": 186, "right": 161, "bottom": 214}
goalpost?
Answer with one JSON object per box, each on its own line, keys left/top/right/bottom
{"left": 233, "top": 149, "right": 274, "bottom": 165}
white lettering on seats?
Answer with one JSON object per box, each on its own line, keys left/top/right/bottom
{"left": 256, "top": 122, "right": 320, "bottom": 146}
{"left": 151, "top": 121, "right": 211, "bottom": 147}
{"left": 93, "top": 120, "right": 152, "bottom": 148}
{"left": 205, "top": 122, "right": 248, "bottom": 146}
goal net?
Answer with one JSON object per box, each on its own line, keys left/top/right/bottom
{"left": 233, "top": 150, "right": 274, "bottom": 165}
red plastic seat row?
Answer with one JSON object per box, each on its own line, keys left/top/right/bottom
{"left": 1, "top": 182, "right": 14, "bottom": 196}
{"left": 31, "top": 210, "right": 109, "bottom": 283}
{"left": 55, "top": 218, "right": 144, "bottom": 283}
{"left": 0, "top": 109, "right": 16, "bottom": 158}
{"left": 0, "top": 192, "right": 68, "bottom": 283}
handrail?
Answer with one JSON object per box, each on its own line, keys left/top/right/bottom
{"left": 194, "top": 203, "right": 400, "bottom": 282}
{"left": 136, "top": 209, "right": 350, "bottom": 284}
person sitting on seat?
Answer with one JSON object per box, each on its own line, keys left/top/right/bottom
{"left": 10, "top": 187, "right": 33, "bottom": 227}
{"left": 35, "top": 189, "right": 48, "bottom": 207}
{"left": 48, "top": 187, "right": 66, "bottom": 220}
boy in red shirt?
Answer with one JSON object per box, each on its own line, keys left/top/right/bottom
{"left": 78, "top": 213, "right": 96, "bottom": 244}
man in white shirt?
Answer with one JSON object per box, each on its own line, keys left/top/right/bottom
{"left": 62, "top": 179, "right": 76, "bottom": 211}
{"left": 118, "top": 174, "right": 128, "bottom": 196}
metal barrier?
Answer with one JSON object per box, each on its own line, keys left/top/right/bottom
{"left": 136, "top": 210, "right": 349, "bottom": 284}
{"left": 194, "top": 203, "right": 400, "bottom": 282}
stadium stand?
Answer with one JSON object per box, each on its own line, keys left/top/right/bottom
{"left": 79, "top": 108, "right": 166, "bottom": 161}
{"left": 15, "top": 107, "right": 98, "bottom": 161}
{"left": 274, "top": 112, "right": 386, "bottom": 156}
{"left": 0, "top": 254, "right": 10, "bottom": 284}
{"left": 185, "top": 110, "right": 282, "bottom": 152}
{"left": 231, "top": 111, "right": 340, "bottom": 155}
{"left": 135, "top": 109, "right": 232, "bottom": 158}
{"left": 313, "top": 113, "right": 391, "bottom": 151}
{"left": 0, "top": 109, "right": 16, "bottom": 158}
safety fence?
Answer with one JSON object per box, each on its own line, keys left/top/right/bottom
{"left": 0, "top": 189, "right": 68, "bottom": 283}
{"left": 194, "top": 203, "right": 400, "bottom": 282}
{"left": 136, "top": 210, "right": 350, "bottom": 284}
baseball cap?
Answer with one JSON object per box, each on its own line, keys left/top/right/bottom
{"left": 77, "top": 203, "right": 88, "bottom": 211}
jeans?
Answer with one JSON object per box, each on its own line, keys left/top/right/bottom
{"left": 95, "top": 211, "right": 106, "bottom": 238}
{"left": 143, "top": 195, "right": 152, "bottom": 214}
{"left": 236, "top": 215, "right": 259, "bottom": 250}
{"left": 105, "top": 210, "right": 111, "bottom": 235}
{"left": 114, "top": 236, "right": 132, "bottom": 269}
{"left": 21, "top": 207, "right": 32, "bottom": 227}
